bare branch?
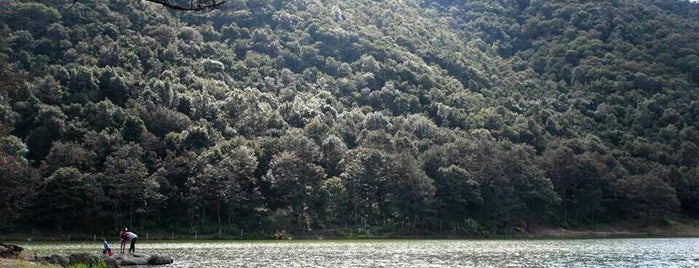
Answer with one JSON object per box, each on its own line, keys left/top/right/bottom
{"left": 67, "top": 1, "right": 226, "bottom": 12}
{"left": 144, "top": 0, "right": 226, "bottom": 11}
{"left": 66, "top": 0, "right": 78, "bottom": 11}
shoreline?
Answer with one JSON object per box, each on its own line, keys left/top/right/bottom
{"left": 3, "top": 220, "right": 698, "bottom": 242}
{"left": 2, "top": 229, "right": 698, "bottom": 242}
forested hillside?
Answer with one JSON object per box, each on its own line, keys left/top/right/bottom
{"left": 1, "top": 0, "right": 698, "bottom": 237}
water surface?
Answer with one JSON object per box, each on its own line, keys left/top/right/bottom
{"left": 23, "top": 238, "right": 699, "bottom": 267}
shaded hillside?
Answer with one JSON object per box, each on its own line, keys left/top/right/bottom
{"left": 0, "top": 0, "right": 697, "bottom": 236}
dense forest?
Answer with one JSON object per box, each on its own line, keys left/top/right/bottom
{"left": 0, "top": 0, "right": 698, "bottom": 238}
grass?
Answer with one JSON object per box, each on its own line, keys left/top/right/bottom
{"left": 0, "top": 257, "right": 109, "bottom": 268}
{"left": 0, "top": 258, "right": 59, "bottom": 268}
{"left": 66, "top": 259, "right": 108, "bottom": 268}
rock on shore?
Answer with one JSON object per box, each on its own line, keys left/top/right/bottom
{"left": 1, "top": 243, "right": 172, "bottom": 267}
{"left": 34, "top": 252, "right": 174, "bottom": 267}
{"left": 0, "top": 242, "right": 23, "bottom": 258}
{"left": 31, "top": 252, "right": 173, "bottom": 267}
{"left": 117, "top": 253, "right": 174, "bottom": 265}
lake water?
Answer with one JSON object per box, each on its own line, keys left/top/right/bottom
{"left": 22, "top": 238, "right": 699, "bottom": 267}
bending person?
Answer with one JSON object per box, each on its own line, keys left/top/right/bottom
{"left": 102, "top": 238, "right": 112, "bottom": 256}
{"left": 126, "top": 230, "right": 138, "bottom": 253}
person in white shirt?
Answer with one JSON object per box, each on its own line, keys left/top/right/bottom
{"left": 126, "top": 230, "right": 138, "bottom": 253}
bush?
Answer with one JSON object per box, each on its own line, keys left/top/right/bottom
{"left": 461, "top": 218, "right": 488, "bottom": 237}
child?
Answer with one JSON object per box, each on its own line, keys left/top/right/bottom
{"left": 102, "top": 238, "right": 112, "bottom": 256}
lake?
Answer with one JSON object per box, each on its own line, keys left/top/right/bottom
{"left": 22, "top": 238, "right": 699, "bottom": 267}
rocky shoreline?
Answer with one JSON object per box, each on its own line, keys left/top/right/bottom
{"left": 0, "top": 242, "right": 173, "bottom": 267}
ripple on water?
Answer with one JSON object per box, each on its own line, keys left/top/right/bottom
{"left": 18, "top": 238, "right": 699, "bottom": 268}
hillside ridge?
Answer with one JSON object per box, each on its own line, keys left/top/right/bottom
{"left": 0, "top": 0, "right": 697, "bottom": 236}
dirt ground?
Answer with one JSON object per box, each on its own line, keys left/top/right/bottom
{"left": 527, "top": 219, "right": 699, "bottom": 238}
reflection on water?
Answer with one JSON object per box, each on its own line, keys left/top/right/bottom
{"left": 24, "top": 238, "right": 699, "bottom": 267}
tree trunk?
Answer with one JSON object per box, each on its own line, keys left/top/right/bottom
{"left": 140, "top": 213, "right": 145, "bottom": 232}
{"left": 189, "top": 206, "right": 195, "bottom": 229}
{"left": 228, "top": 205, "right": 234, "bottom": 226}
{"left": 217, "top": 201, "right": 222, "bottom": 236}
{"left": 201, "top": 208, "right": 206, "bottom": 228}
{"left": 644, "top": 208, "right": 651, "bottom": 227}
{"left": 562, "top": 191, "right": 568, "bottom": 224}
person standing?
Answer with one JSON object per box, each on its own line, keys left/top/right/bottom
{"left": 126, "top": 230, "right": 138, "bottom": 253}
{"left": 119, "top": 228, "right": 128, "bottom": 254}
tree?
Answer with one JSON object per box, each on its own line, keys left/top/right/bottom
{"left": 432, "top": 165, "right": 482, "bottom": 227}
{"left": 340, "top": 148, "right": 389, "bottom": 226}
{"left": 263, "top": 151, "right": 325, "bottom": 233}
{"left": 4, "top": 2, "right": 60, "bottom": 36}
{"left": 188, "top": 144, "right": 259, "bottom": 235}
{"left": 40, "top": 141, "right": 95, "bottom": 177}
{"left": 381, "top": 154, "right": 435, "bottom": 229}
{"left": 318, "top": 176, "right": 348, "bottom": 227}
{"left": 149, "top": 151, "right": 198, "bottom": 227}
{"left": 321, "top": 135, "right": 347, "bottom": 177}
{"left": 0, "top": 136, "right": 38, "bottom": 230}
{"left": 676, "top": 165, "right": 699, "bottom": 216}
{"left": 32, "top": 167, "right": 99, "bottom": 232}
{"left": 616, "top": 173, "right": 680, "bottom": 225}
{"left": 541, "top": 138, "right": 617, "bottom": 225}
{"left": 101, "top": 143, "right": 161, "bottom": 229}
{"left": 25, "top": 104, "right": 67, "bottom": 163}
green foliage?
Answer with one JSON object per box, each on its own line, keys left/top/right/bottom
{"left": 616, "top": 173, "right": 680, "bottom": 225}
{"left": 0, "top": 136, "right": 38, "bottom": 230}
{"left": 0, "top": 0, "right": 697, "bottom": 236}
{"left": 5, "top": 2, "right": 61, "bottom": 36}
{"left": 31, "top": 167, "right": 99, "bottom": 231}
